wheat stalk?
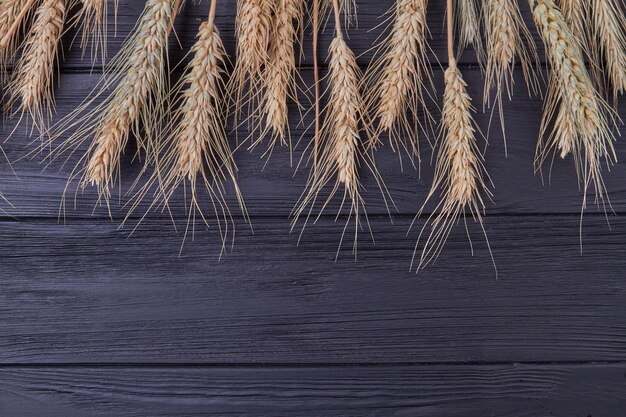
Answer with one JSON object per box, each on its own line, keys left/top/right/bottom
{"left": 483, "top": 0, "right": 539, "bottom": 154}
{"left": 127, "top": 5, "right": 248, "bottom": 254}
{"left": 230, "top": 0, "right": 273, "bottom": 122}
{"left": 591, "top": 0, "right": 626, "bottom": 99}
{"left": 413, "top": 0, "right": 493, "bottom": 271}
{"left": 6, "top": 0, "right": 66, "bottom": 131}
{"left": 455, "top": 0, "right": 484, "bottom": 62}
{"left": 0, "top": 0, "right": 37, "bottom": 74}
{"left": 531, "top": 0, "right": 618, "bottom": 211}
{"left": 252, "top": 0, "right": 303, "bottom": 157}
{"left": 293, "top": 1, "right": 391, "bottom": 257}
{"left": 365, "top": 0, "right": 433, "bottom": 163}
{"left": 44, "top": 0, "right": 176, "bottom": 212}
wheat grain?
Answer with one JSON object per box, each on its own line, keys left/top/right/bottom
{"left": 7, "top": 0, "right": 65, "bottom": 131}
{"left": 530, "top": 0, "right": 618, "bottom": 208}
{"left": 591, "top": 0, "right": 626, "bottom": 98}
{"left": 455, "top": 0, "right": 483, "bottom": 62}
{"left": 293, "top": 27, "right": 391, "bottom": 257}
{"left": 365, "top": 0, "right": 433, "bottom": 161}
{"left": 44, "top": 0, "right": 174, "bottom": 210}
{"left": 253, "top": 0, "right": 303, "bottom": 156}
{"left": 230, "top": 0, "right": 273, "bottom": 120}
{"left": 413, "top": 57, "right": 492, "bottom": 270}
{"left": 483, "top": 0, "right": 539, "bottom": 153}
{"left": 557, "top": 0, "right": 587, "bottom": 42}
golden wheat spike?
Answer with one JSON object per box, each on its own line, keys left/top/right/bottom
{"left": 43, "top": 0, "right": 177, "bottom": 214}
{"left": 365, "top": 0, "right": 434, "bottom": 164}
{"left": 293, "top": 0, "right": 392, "bottom": 258}
{"left": 251, "top": 0, "right": 303, "bottom": 158}
{"left": 6, "top": 0, "right": 66, "bottom": 132}
{"left": 530, "top": 0, "right": 619, "bottom": 214}
{"left": 229, "top": 0, "right": 273, "bottom": 125}
{"left": 0, "top": 0, "right": 37, "bottom": 75}
{"left": 413, "top": 0, "right": 494, "bottom": 272}
{"left": 454, "top": 0, "right": 484, "bottom": 62}
{"left": 590, "top": 0, "right": 626, "bottom": 99}
{"left": 126, "top": 3, "right": 248, "bottom": 256}
{"left": 483, "top": 0, "right": 540, "bottom": 154}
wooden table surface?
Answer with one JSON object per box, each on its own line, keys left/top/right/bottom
{"left": 1, "top": 1, "right": 625, "bottom": 416}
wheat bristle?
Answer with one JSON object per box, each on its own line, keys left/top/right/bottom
{"left": 7, "top": 0, "right": 66, "bottom": 131}
{"left": 75, "top": 0, "right": 115, "bottom": 64}
{"left": 366, "top": 0, "right": 432, "bottom": 161}
{"left": 454, "top": 0, "right": 483, "bottom": 61}
{"left": 531, "top": 0, "right": 618, "bottom": 207}
{"left": 414, "top": 58, "right": 492, "bottom": 270}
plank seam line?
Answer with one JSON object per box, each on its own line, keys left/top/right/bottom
{"left": 0, "top": 360, "right": 624, "bottom": 369}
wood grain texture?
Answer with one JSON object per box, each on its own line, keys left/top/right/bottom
{"left": 0, "top": 215, "right": 625, "bottom": 364}
{"left": 0, "top": 364, "right": 624, "bottom": 417}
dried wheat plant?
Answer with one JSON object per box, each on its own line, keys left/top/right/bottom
{"left": 127, "top": 1, "right": 248, "bottom": 254}
{"left": 454, "top": 0, "right": 484, "bottom": 63}
{"left": 483, "top": 0, "right": 539, "bottom": 154}
{"left": 229, "top": 0, "right": 273, "bottom": 125}
{"left": 412, "top": 0, "right": 493, "bottom": 271}
{"left": 44, "top": 0, "right": 178, "bottom": 213}
{"left": 6, "top": 0, "right": 67, "bottom": 132}
{"left": 0, "top": 0, "right": 38, "bottom": 75}
{"left": 293, "top": 0, "right": 391, "bottom": 257}
{"left": 590, "top": 0, "right": 626, "bottom": 100}
{"left": 531, "top": 0, "right": 619, "bottom": 213}
{"left": 250, "top": 0, "right": 304, "bottom": 158}
{"left": 365, "top": 0, "right": 434, "bottom": 164}
{"left": 73, "top": 0, "right": 117, "bottom": 65}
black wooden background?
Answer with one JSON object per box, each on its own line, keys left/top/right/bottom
{"left": 1, "top": 1, "right": 626, "bottom": 416}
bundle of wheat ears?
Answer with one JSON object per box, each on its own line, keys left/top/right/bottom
{"left": 0, "top": 0, "right": 624, "bottom": 268}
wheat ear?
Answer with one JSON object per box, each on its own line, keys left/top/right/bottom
{"left": 413, "top": 0, "right": 493, "bottom": 271}
{"left": 293, "top": 0, "right": 391, "bottom": 257}
{"left": 590, "top": 0, "right": 626, "bottom": 99}
{"left": 229, "top": 0, "right": 273, "bottom": 123}
{"left": 6, "top": 0, "right": 66, "bottom": 132}
{"left": 483, "top": 0, "right": 540, "bottom": 154}
{"left": 454, "top": 0, "right": 484, "bottom": 62}
{"left": 251, "top": 0, "right": 303, "bottom": 157}
{"left": 0, "top": 0, "right": 37, "bottom": 74}
{"left": 556, "top": 0, "right": 588, "bottom": 42}
{"left": 44, "top": 0, "right": 176, "bottom": 212}
{"left": 365, "top": 0, "right": 433, "bottom": 163}
{"left": 531, "top": 0, "right": 619, "bottom": 211}
{"left": 127, "top": 4, "right": 248, "bottom": 255}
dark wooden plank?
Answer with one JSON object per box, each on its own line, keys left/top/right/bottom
{"left": 0, "top": 364, "right": 624, "bottom": 416}
{"left": 50, "top": 0, "right": 548, "bottom": 70}
{"left": 0, "top": 215, "right": 625, "bottom": 363}
{"left": 2, "top": 69, "right": 626, "bottom": 219}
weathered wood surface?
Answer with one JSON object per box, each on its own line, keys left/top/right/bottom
{"left": 0, "top": 364, "right": 624, "bottom": 417}
{"left": 1, "top": 1, "right": 626, "bottom": 416}
{"left": 0, "top": 216, "right": 625, "bottom": 364}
